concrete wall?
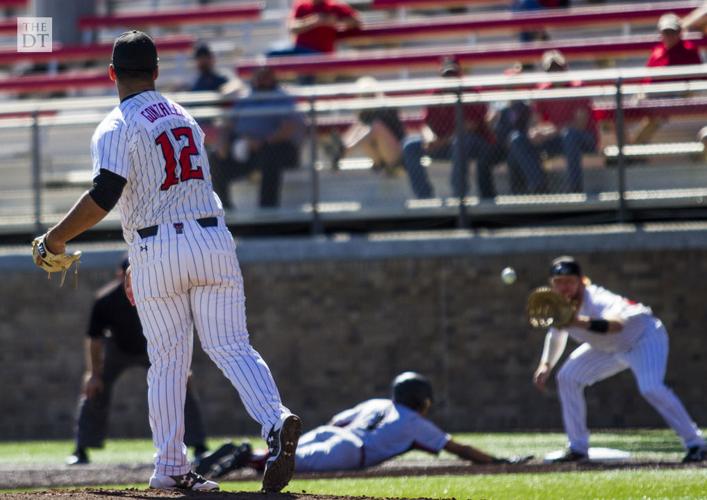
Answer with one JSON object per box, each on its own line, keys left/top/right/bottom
{"left": 2, "top": 223, "right": 707, "bottom": 440}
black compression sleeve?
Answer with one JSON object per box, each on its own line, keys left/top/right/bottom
{"left": 588, "top": 319, "right": 610, "bottom": 334}
{"left": 89, "top": 169, "right": 127, "bottom": 211}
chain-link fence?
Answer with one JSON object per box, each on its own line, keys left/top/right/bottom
{"left": 1, "top": 64, "right": 706, "bottom": 234}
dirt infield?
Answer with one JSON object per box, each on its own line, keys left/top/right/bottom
{"left": 0, "top": 459, "right": 704, "bottom": 491}
{"left": 0, "top": 489, "right": 419, "bottom": 500}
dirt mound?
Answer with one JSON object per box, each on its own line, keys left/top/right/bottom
{"left": 0, "top": 489, "right": 417, "bottom": 500}
{"left": 0, "top": 459, "right": 703, "bottom": 492}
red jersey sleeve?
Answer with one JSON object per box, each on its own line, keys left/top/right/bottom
{"left": 333, "top": 1, "right": 356, "bottom": 18}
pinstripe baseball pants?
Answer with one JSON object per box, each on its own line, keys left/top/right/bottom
{"left": 129, "top": 218, "right": 289, "bottom": 476}
{"left": 556, "top": 326, "right": 704, "bottom": 454}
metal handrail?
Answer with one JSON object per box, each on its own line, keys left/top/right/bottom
{"left": 1, "top": 79, "right": 706, "bottom": 130}
{"left": 4, "top": 64, "right": 707, "bottom": 233}
{"left": 1, "top": 64, "right": 706, "bottom": 115}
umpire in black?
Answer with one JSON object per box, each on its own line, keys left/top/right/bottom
{"left": 67, "top": 258, "right": 208, "bottom": 465}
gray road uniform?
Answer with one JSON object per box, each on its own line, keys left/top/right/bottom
{"left": 295, "top": 398, "right": 450, "bottom": 472}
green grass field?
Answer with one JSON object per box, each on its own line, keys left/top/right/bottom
{"left": 1, "top": 430, "right": 705, "bottom": 499}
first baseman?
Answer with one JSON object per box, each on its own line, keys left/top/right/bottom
{"left": 533, "top": 256, "right": 706, "bottom": 463}
{"left": 32, "top": 31, "right": 300, "bottom": 492}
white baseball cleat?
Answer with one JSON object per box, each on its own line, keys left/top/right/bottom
{"left": 149, "top": 470, "right": 219, "bottom": 491}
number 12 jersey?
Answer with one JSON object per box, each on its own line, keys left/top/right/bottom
{"left": 91, "top": 90, "right": 223, "bottom": 244}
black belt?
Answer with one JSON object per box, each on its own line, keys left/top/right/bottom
{"left": 137, "top": 217, "right": 218, "bottom": 239}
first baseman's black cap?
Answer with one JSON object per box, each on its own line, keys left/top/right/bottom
{"left": 550, "top": 256, "right": 582, "bottom": 277}
{"left": 112, "top": 30, "right": 158, "bottom": 71}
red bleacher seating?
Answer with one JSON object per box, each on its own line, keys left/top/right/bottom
{"left": 593, "top": 97, "right": 707, "bottom": 122}
{"left": 237, "top": 32, "right": 707, "bottom": 78}
{"left": 0, "top": 71, "right": 110, "bottom": 93}
{"left": 0, "top": 35, "right": 194, "bottom": 65}
{"left": 78, "top": 3, "right": 263, "bottom": 30}
{"left": 0, "top": 19, "right": 14, "bottom": 34}
{"left": 315, "top": 97, "right": 707, "bottom": 135}
{"left": 0, "top": 0, "right": 26, "bottom": 7}
{"left": 340, "top": 1, "right": 698, "bottom": 44}
{"left": 372, "top": 0, "right": 508, "bottom": 9}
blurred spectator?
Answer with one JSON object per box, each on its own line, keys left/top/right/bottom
{"left": 326, "top": 77, "right": 405, "bottom": 176}
{"left": 401, "top": 58, "right": 495, "bottom": 199}
{"left": 633, "top": 13, "right": 702, "bottom": 145}
{"left": 699, "top": 126, "right": 707, "bottom": 162}
{"left": 191, "top": 43, "right": 228, "bottom": 92}
{"left": 269, "top": 0, "right": 361, "bottom": 57}
{"left": 482, "top": 64, "right": 534, "bottom": 197}
{"left": 512, "top": 0, "right": 570, "bottom": 44}
{"left": 681, "top": 1, "right": 707, "bottom": 32}
{"left": 647, "top": 14, "right": 702, "bottom": 69}
{"left": 507, "top": 50, "right": 597, "bottom": 194}
{"left": 212, "top": 67, "right": 305, "bottom": 209}
{"left": 190, "top": 43, "right": 236, "bottom": 161}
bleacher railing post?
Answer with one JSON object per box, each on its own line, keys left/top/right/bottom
{"left": 614, "top": 77, "right": 628, "bottom": 223}
{"left": 31, "top": 110, "right": 42, "bottom": 234}
{"left": 308, "top": 95, "right": 322, "bottom": 235}
{"left": 454, "top": 85, "right": 468, "bottom": 229}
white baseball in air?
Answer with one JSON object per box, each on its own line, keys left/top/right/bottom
{"left": 501, "top": 267, "right": 517, "bottom": 285}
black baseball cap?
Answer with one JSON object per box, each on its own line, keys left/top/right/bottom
{"left": 112, "top": 30, "right": 158, "bottom": 71}
{"left": 194, "top": 43, "right": 213, "bottom": 58}
{"left": 550, "top": 256, "right": 582, "bottom": 277}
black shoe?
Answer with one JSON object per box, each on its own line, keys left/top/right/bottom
{"left": 213, "top": 442, "right": 253, "bottom": 479}
{"left": 323, "top": 133, "right": 344, "bottom": 171}
{"left": 195, "top": 442, "right": 237, "bottom": 477}
{"left": 262, "top": 414, "right": 302, "bottom": 493}
{"left": 548, "top": 448, "right": 588, "bottom": 463}
{"left": 682, "top": 446, "right": 706, "bottom": 463}
{"left": 66, "top": 448, "right": 89, "bottom": 465}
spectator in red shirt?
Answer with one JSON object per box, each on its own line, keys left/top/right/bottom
{"left": 401, "top": 57, "right": 496, "bottom": 199}
{"left": 634, "top": 13, "right": 702, "bottom": 145}
{"left": 269, "top": 0, "right": 361, "bottom": 57}
{"left": 506, "top": 50, "right": 597, "bottom": 194}
{"left": 647, "top": 14, "right": 702, "bottom": 68}
{"left": 291, "top": 0, "right": 361, "bottom": 53}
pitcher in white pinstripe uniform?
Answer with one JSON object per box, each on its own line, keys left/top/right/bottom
{"left": 34, "top": 31, "right": 301, "bottom": 492}
{"left": 533, "top": 256, "right": 705, "bottom": 463}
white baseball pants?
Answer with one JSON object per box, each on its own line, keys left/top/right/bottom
{"left": 295, "top": 425, "right": 364, "bottom": 472}
{"left": 556, "top": 326, "right": 704, "bottom": 454}
{"left": 129, "top": 218, "right": 289, "bottom": 476}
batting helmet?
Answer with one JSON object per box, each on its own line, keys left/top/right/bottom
{"left": 391, "top": 372, "right": 433, "bottom": 410}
